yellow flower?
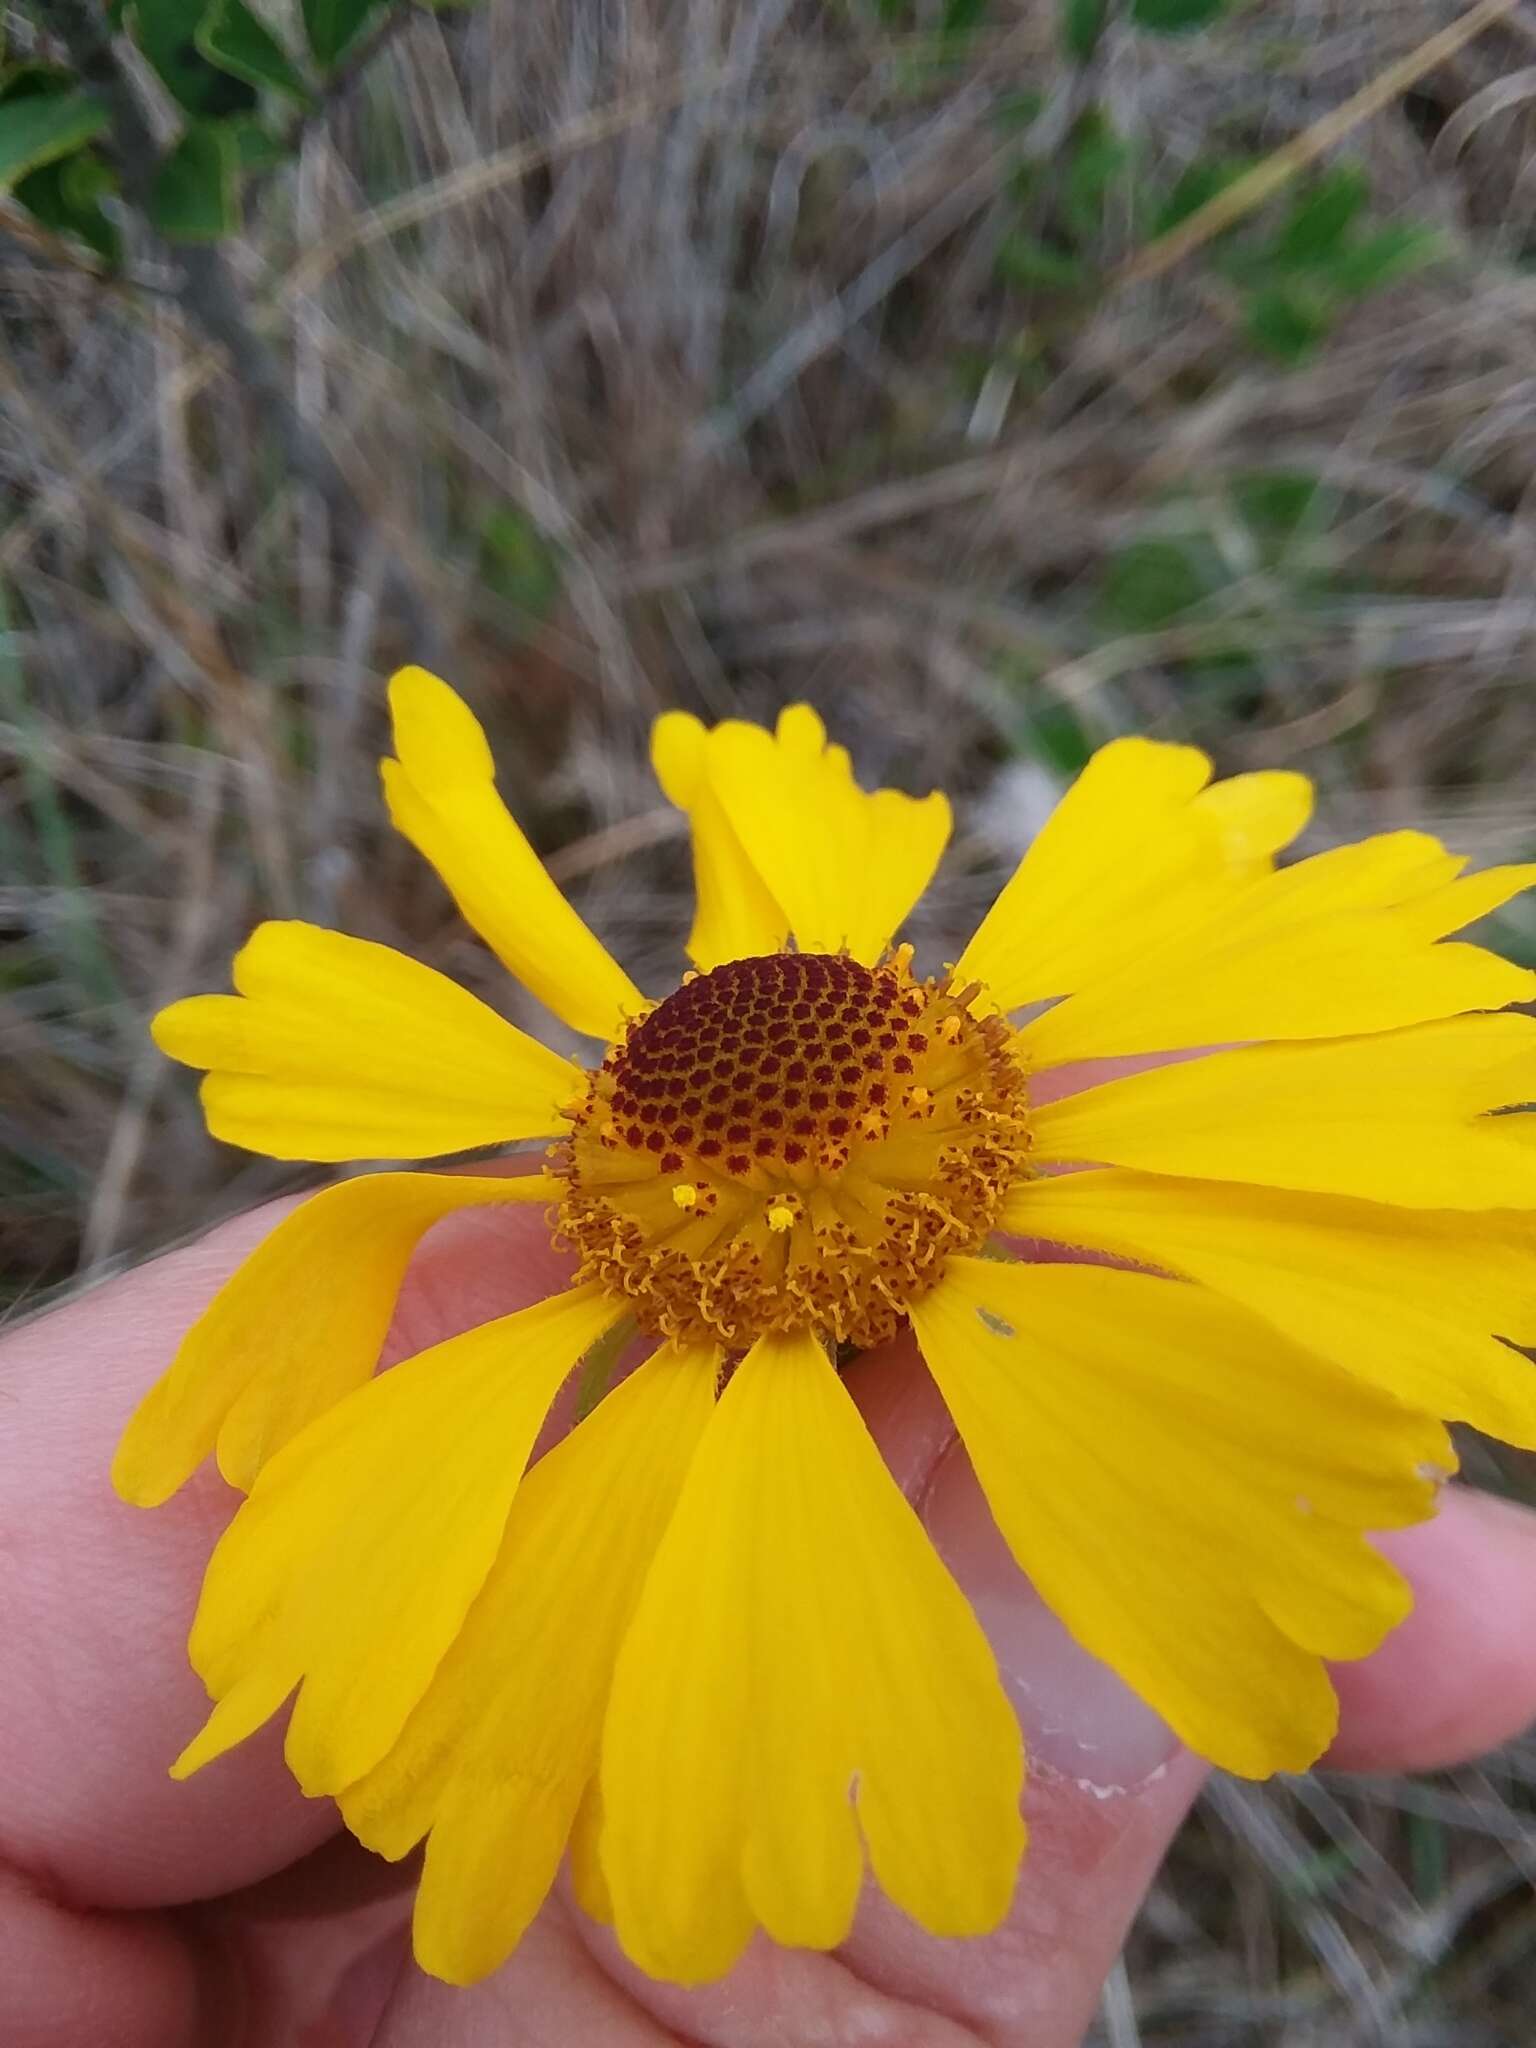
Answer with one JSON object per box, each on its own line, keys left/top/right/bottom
{"left": 116, "top": 667, "right": 1536, "bottom": 1989}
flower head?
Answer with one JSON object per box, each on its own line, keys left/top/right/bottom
{"left": 558, "top": 945, "right": 1030, "bottom": 1348}
{"left": 116, "top": 667, "right": 1536, "bottom": 1988}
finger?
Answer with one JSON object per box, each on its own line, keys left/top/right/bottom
{"left": 563, "top": 1345, "right": 1536, "bottom": 2048}
{"left": 523, "top": 1340, "right": 1202, "bottom": 2048}
{"left": 0, "top": 1194, "right": 569, "bottom": 1913}
{"left": 0, "top": 1865, "right": 205, "bottom": 2048}
{"left": 1326, "top": 1484, "right": 1536, "bottom": 1772}
{"left": 376, "top": 1905, "right": 681, "bottom": 2048}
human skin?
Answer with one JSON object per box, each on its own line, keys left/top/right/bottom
{"left": 4, "top": 1194, "right": 1536, "bottom": 2048}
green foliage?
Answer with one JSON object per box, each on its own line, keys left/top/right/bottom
{"left": 1201, "top": 164, "right": 1444, "bottom": 362}
{"left": 1329, "top": 221, "right": 1443, "bottom": 295}
{"left": 1230, "top": 469, "right": 1328, "bottom": 543}
{"left": 196, "top": 0, "right": 310, "bottom": 102}
{"left": 1060, "top": 0, "right": 1108, "bottom": 61}
{"left": 1090, "top": 470, "right": 1346, "bottom": 718}
{"left": 149, "top": 121, "right": 240, "bottom": 239}
{"left": 15, "top": 147, "right": 121, "bottom": 262}
{"left": 1130, "top": 0, "right": 1231, "bottom": 31}
{"left": 477, "top": 506, "right": 563, "bottom": 630}
{"left": 1153, "top": 154, "right": 1256, "bottom": 236}
{"left": 1101, "top": 537, "right": 1210, "bottom": 633}
{"left": 988, "top": 104, "right": 1131, "bottom": 314}
{"left": 987, "top": 76, "right": 1441, "bottom": 396}
{"left": 993, "top": 235, "right": 1085, "bottom": 291}
{"left": 1244, "top": 281, "right": 1331, "bottom": 362}
{"left": 940, "top": 0, "right": 991, "bottom": 35}
{"left": 1013, "top": 686, "right": 1100, "bottom": 775}
{"left": 1271, "top": 165, "right": 1369, "bottom": 265}
{"left": 0, "top": 67, "right": 119, "bottom": 256}
{"left": 7, "top": 2, "right": 473, "bottom": 260}
{"left": 868, "top": 0, "right": 992, "bottom": 44}
{"left": 994, "top": 89, "right": 1044, "bottom": 131}
{"left": 1062, "top": 105, "right": 1132, "bottom": 237}
{"left": 127, "top": 0, "right": 260, "bottom": 117}
{"left": 302, "top": 0, "right": 388, "bottom": 69}
{"left": 0, "top": 79, "right": 107, "bottom": 190}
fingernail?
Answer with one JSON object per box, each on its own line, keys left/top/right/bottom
{"left": 921, "top": 1439, "right": 1179, "bottom": 1793}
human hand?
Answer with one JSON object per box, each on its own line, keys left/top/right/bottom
{"left": 6, "top": 1196, "right": 1536, "bottom": 2048}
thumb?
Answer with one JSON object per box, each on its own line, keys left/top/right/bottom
{"left": 569, "top": 1337, "right": 1202, "bottom": 2048}
{"left": 843, "top": 1336, "right": 1206, "bottom": 2048}
{"left": 834, "top": 1337, "right": 1536, "bottom": 2048}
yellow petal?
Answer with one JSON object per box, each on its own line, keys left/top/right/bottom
{"left": 911, "top": 1258, "right": 1450, "bottom": 1777}
{"left": 1021, "top": 841, "right": 1535, "bottom": 1066}
{"left": 1253, "top": 831, "right": 1462, "bottom": 916}
{"left": 652, "top": 711, "right": 787, "bottom": 968}
{"left": 1004, "top": 1171, "right": 1536, "bottom": 1449}
{"left": 384, "top": 667, "right": 642, "bottom": 1039}
{"left": 173, "top": 1284, "right": 622, "bottom": 1794}
{"left": 600, "top": 1328, "right": 1023, "bottom": 1986}
{"left": 568, "top": 1778, "right": 613, "bottom": 1927}
{"left": 1031, "top": 1013, "right": 1536, "bottom": 1208}
{"left": 955, "top": 740, "right": 1308, "bottom": 1010}
{"left": 676, "top": 706, "right": 950, "bottom": 966}
{"left": 341, "top": 1344, "right": 716, "bottom": 1986}
{"left": 113, "top": 1171, "right": 560, "bottom": 1507}
{"left": 155, "top": 921, "right": 582, "bottom": 1162}
{"left": 1189, "top": 770, "right": 1313, "bottom": 873}
{"left": 1386, "top": 862, "right": 1536, "bottom": 945}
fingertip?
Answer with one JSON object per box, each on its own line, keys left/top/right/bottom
{"left": 1328, "top": 1486, "right": 1536, "bottom": 1773}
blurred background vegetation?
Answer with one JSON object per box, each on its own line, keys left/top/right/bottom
{"left": 4, "top": 0, "right": 1536, "bottom": 2039}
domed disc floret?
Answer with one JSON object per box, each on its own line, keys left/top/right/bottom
{"left": 554, "top": 950, "right": 1032, "bottom": 1349}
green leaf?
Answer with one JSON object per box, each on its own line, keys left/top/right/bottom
{"left": 941, "top": 0, "right": 991, "bottom": 36}
{"left": 1130, "top": 0, "right": 1228, "bottom": 31}
{"left": 477, "top": 506, "right": 562, "bottom": 628}
{"left": 1063, "top": 105, "right": 1130, "bottom": 237}
{"left": 14, "top": 149, "right": 121, "bottom": 261}
{"left": 1152, "top": 153, "right": 1255, "bottom": 236}
{"left": 1018, "top": 698, "right": 1096, "bottom": 775}
{"left": 1329, "top": 221, "right": 1442, "bottom": 296}
{"left": 128, "top": 0, "right": 259, "bottom": 116}
{"left": 1271, "top": 167, "right": 1369, "bottom": 268}
{"left": 994, "top": 233, "right": 1087, "bottom": 290}
{"left": 1061, "top": 0, "right": 1107, "bottom": 60}
{"left": 1231, "top": 469, "right": 1326, "bottom": 545}
{"left": 224, "top": 114, "right": 289, "bottom": 170}
{"left": 196, "top": 0, "right": 310, "bottom": 102}
{"left": 149, "top": 120, "right": 240, "bottom": 240}
{"left": 1101, "top": 537, "right": 1210, "bottom": 631}
{"left": 994, "top": 88, "right": 1044, "bottom": 131}
{"left": 0, "top": 89, "right": 107, "bottom": 192}
{"left": 0, "top": 62, "right": 74, "bottom": 105}
{"left": 1244, "top": 281, "right": 1332, "bottom": 362}
{"left": 301, "top": 0, "right": 385, "bottom": 68}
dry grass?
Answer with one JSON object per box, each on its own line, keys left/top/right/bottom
{"left": 4, "top": 0, "right": 1536, "bottom": 2037}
